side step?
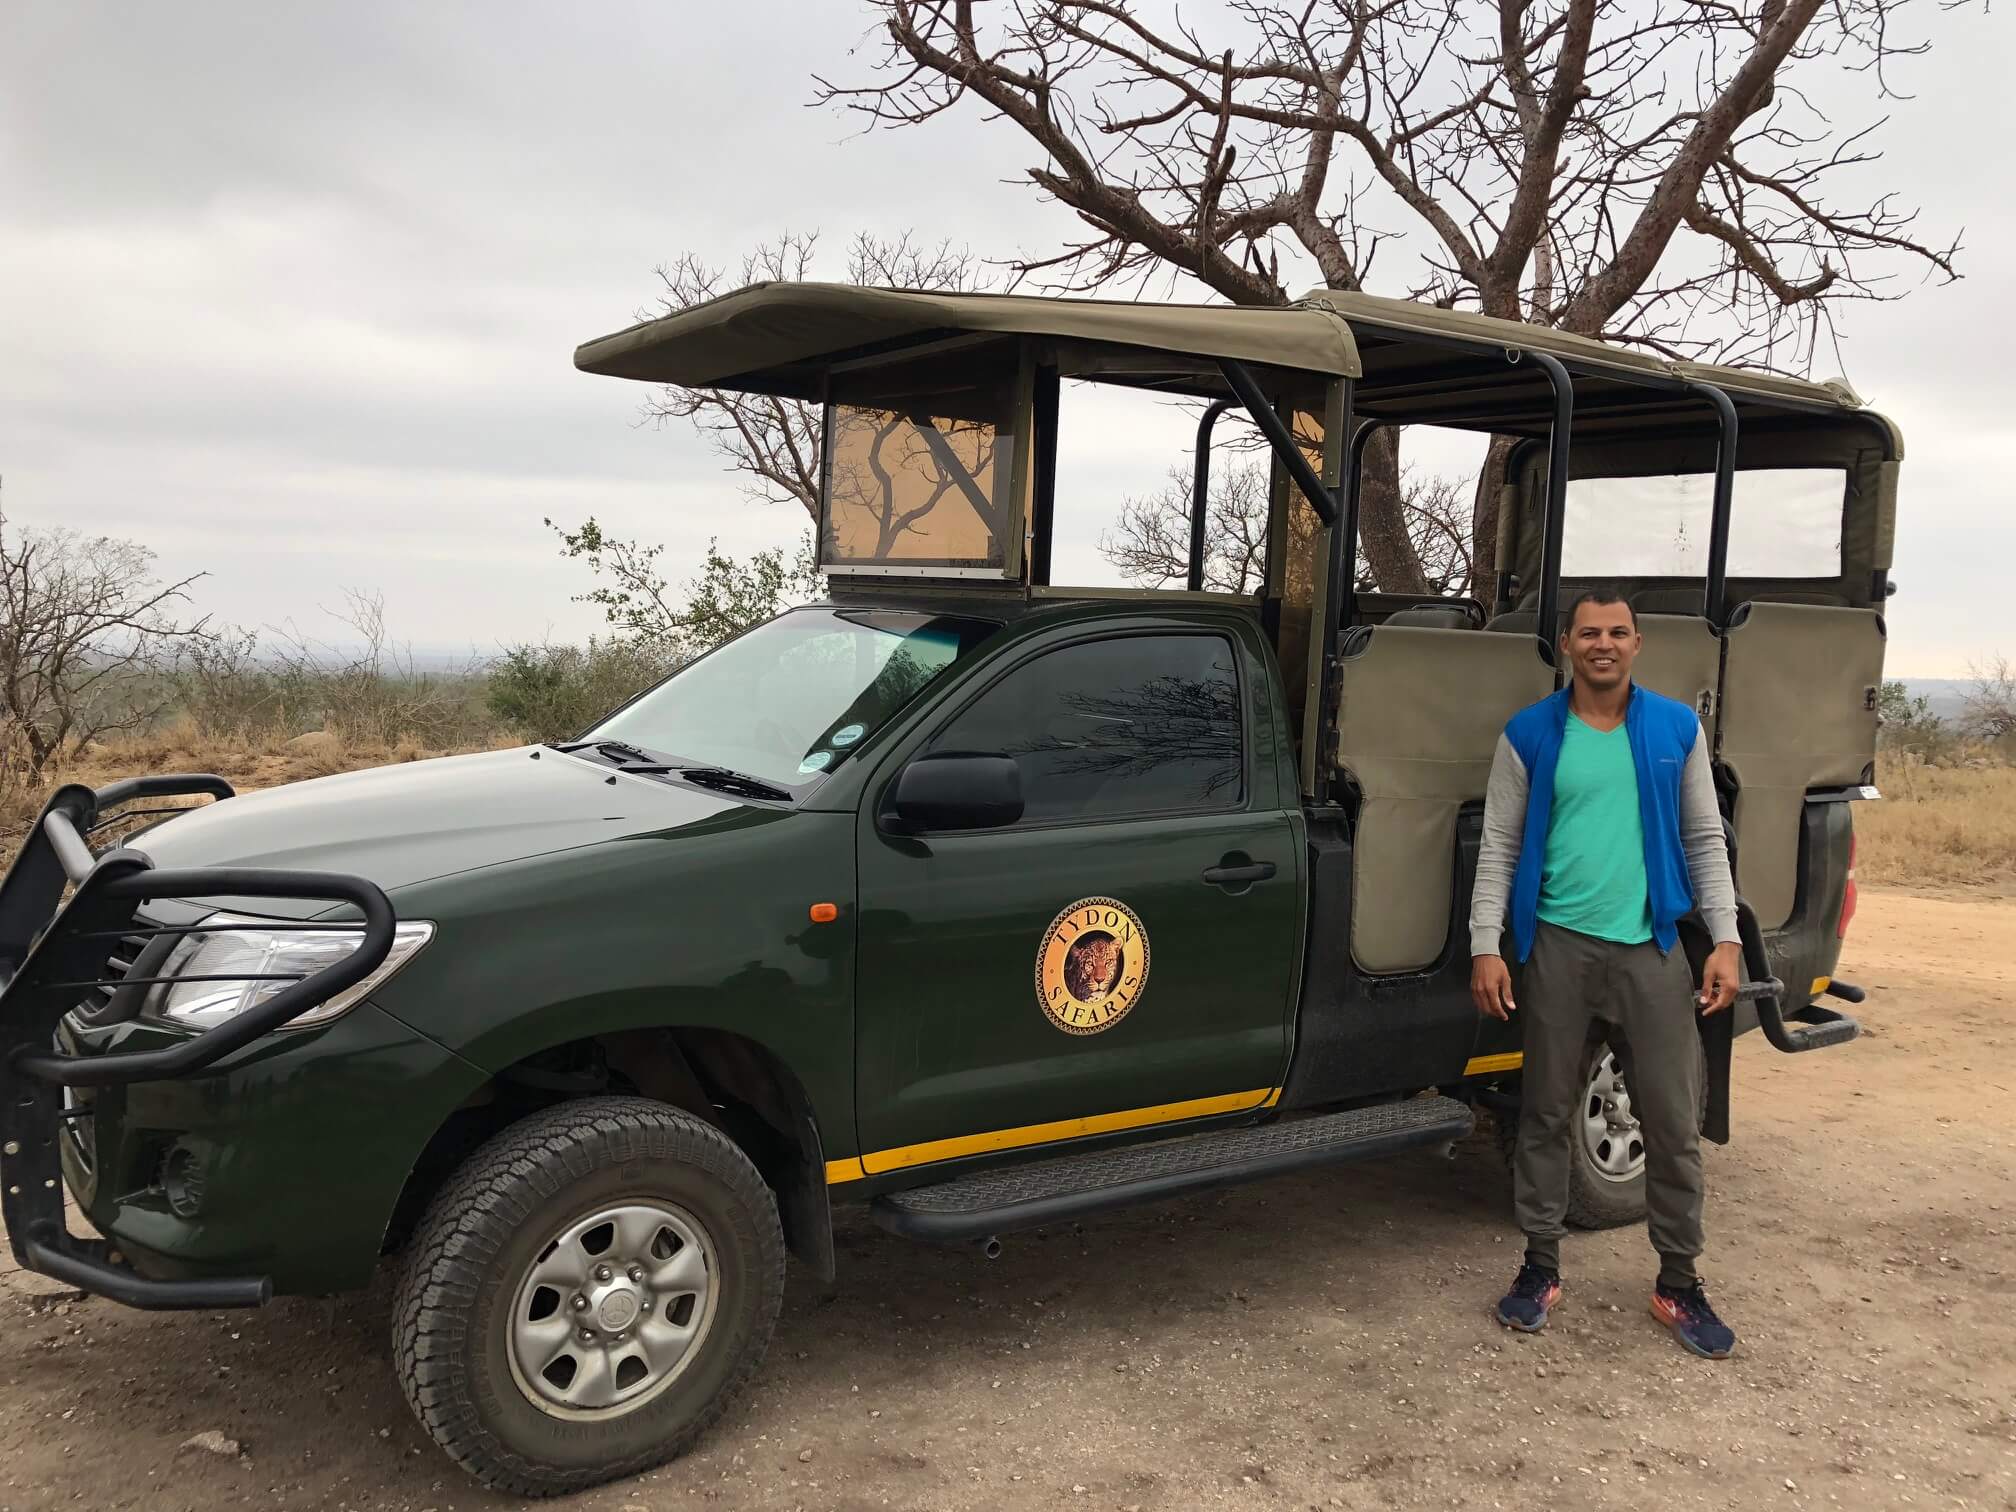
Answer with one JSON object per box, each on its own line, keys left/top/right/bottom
{"left": 870, "top": 1095, "right": 1473, "bottom": 1244}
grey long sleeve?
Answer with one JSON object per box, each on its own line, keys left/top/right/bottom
{"left": 1679, "top": 726, "right": 1740, "bottom": 946}
{"left": 1468, "top": 724, "right": 1740, "bottom": 959}
{"left": 1469, "top": 734, "right": 1528, "bottom": 958}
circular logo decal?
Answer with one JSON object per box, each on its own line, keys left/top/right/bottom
{"left": 797, "top": 750, "right": 833, "bottom": 774}
{"left": 596, "top": 1290, "right": 639, "bottom": 1331}
{"left": 831, "top": 723, "right": 865, "bottom": 747}
{"left": 1035, "top": 897, "right": 1150, "bottom": 1036}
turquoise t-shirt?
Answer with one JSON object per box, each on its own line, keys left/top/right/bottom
{"left": 1535, "top": 714, "right": 1654, "bottom": 944}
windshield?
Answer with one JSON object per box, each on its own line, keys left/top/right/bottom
{"left": 583, "top": 608, "right": 999, "bottom": 789}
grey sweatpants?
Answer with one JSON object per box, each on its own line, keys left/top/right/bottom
{"left": 1514, "top": 922, "right": 1705, "bottom": 1288}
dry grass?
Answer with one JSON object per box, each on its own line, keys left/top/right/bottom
{"left": 1859, "top": 759, "right": 2016, "bottom": 891}
{"left": 0, "top": 721, "right": 511, "bottom": 870}
{"left": 6, "top": 725, "right": 2013, "bottom": 894}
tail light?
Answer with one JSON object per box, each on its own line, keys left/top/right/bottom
{"left": 1837, "top": 831, "right": 1859, "bottom": 939}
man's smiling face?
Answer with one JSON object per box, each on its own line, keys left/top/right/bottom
{"left": 1562, "top": 597, "right": 1641, "bottom": 694}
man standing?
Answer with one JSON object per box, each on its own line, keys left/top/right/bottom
{"left": 1469, "top": 589, "right": 1744, "bottom": 1358}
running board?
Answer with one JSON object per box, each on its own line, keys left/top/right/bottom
{"left": 869, "top": 1095, "right": 1474, "bottom": 1244}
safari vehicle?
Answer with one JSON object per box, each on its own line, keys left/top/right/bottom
{"left": 1, "top": 284, "right": 1887, "bottom": 1493}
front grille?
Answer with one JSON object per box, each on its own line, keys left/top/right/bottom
{"left": 77, "top": 932, "right": 148, "bottom": 1019}
{"left": 69, "top": 919, "right": 172, "bottom": 1028}
{"left": 61, "top": 1080, "right": 95, "bottom": 1176}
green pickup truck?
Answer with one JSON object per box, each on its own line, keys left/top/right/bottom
{"left": 1, "top": 284, "right": 1888, "bottom": 1494}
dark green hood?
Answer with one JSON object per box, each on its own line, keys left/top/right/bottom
{"left": 132, "top": 747, "right": 741, "bottom": 898}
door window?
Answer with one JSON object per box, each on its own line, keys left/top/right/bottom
{"left": 929, "top": 634, "right": 1244, "bottom": 823}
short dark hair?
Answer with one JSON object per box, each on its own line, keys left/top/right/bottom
{"left": 1563, "top": 587, "right": 1637, "bottom": 632}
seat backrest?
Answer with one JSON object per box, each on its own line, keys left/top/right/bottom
{"left": 1630, "top": 587, "right": 1705, "bottom": 616}
{"left": 1334, "top": 626, "right": 1555, "bottom": 974}
{"left": 1383, "top": 604, "right": 1478, "bottom": 630}
{"left": 1631, "top": 613, "right": 1721, "bottom": 746}
{"left": 1718, "top": 602, "right": 1885, "bottom": 929}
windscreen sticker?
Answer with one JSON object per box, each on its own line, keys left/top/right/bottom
{"left": 831, "top": 723, "right": 865, "bottom": 747}
{"left": 1035, "top": 897, "right": 1150, "bottom": 1036}
{"left": 797, "top": 751, "right": 833, "bottom": 774}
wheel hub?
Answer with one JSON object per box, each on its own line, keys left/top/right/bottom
{"left": 505, "top": 1200, "right": 717, "bottom": 1419}
{"left": 593, "top": 1286, "right": 640, "bottom": 1333}
{"left": 1581, "top": 1047, "right": 1646, "bottom": 1184}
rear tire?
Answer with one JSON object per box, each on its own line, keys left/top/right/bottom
{"left": 393, "top": 1096, "right": 785, "bottom": 1496}
{"left": 1493, "top": 1036, "right": 1705, "bottom": 1231}
{"left": 1564, "top": 1040, "right": 1649, "bottom": 1230}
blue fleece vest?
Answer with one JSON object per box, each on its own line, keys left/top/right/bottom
{"left": 1503, "top": 683, "right": 1700, "bottom": 962}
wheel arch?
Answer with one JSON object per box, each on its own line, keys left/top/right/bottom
{"left": 387, "top": 1026, "right": 835, "bottom": 1281}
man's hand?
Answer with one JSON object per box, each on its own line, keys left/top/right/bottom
{"left": 1699, "top": 941, "right": 1743, "bottom": 1015}
{"left": 1471, "top": 954, "right": 1517, "bottom": 1020}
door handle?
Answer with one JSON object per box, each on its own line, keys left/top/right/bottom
{"left": 1202, "top": 860, "right": 1276, "bottom": 888}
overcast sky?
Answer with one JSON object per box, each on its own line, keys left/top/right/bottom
{"left": 4, "top": 2, "right": 2011, "bottom": 675}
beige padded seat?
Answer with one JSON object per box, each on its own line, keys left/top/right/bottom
{"left": 1631, "top": 613, "right": 1721, "bottom": 745}
{"left": 1718, "top": 602, "right": 1884, "bottom": 929}
{"left": 1334, "top": 626, "right": 1555, "bottom": 974}
{"left": 1631, "top": 587, "right": 1707, "bottom": 615}
{"left": 1383, "top": 604, "right": 1478, "bottom": 630}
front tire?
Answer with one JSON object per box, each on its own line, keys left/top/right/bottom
{"left": 393, "top": 1097, "right": 785, "bottom": 1496}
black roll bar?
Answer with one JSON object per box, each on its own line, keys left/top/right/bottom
{"left": 1521, "top": 349, "right": 1574, "bottom": 650}
{"left": 1683, "top": 380, "right": 1739, "bottom": 625}
{"left": 0, "top": 774, "right": 397, "bottom": 1311}
{"left": 11, "top": 858, "right": 395, "bottom": 1088}
{"left": 1216, "top": 360, "right": 1339, "bottom": 526}
{"left": 1188, "top": 397, "right": 1239, "bottom": 591}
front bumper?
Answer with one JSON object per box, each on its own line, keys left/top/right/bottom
{"left": 1, "top": 776, "right": 474, "bottom": 1306}
{"left": 56, "top": 1001, "right": 484, "bottom": 1296}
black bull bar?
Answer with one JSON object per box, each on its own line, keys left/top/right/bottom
{"left": 0, "top": 776, "right": 393, "bottom": 1309}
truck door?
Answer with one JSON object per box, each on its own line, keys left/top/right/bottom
{"left": 852, "top": 621, "right": 1302, "bottom": 1175}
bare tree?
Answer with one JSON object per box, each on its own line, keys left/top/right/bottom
{"left": 1397, "top": 469, "right": 1475, "bottom": 593}
{"left": 1105, "top": 457, "right": 1474, "bottom": 594}
{"left": 816, "top": 0, "right": 1963, "bottom": 591}
{"left": 0, "top": 507, "right": 213, "bottom": 775}
{"left": 1962, "top": 656, "right": 2016, "bottom": 743}
{"left": 1103, "top": 460, "right": 1274, "bottom": 593}
{"left": 641, "top": 230, "right": 988, "bottom": 521}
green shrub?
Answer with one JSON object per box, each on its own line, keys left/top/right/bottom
{"left": 486, "top": 638, "right": 682, "bottom": 744}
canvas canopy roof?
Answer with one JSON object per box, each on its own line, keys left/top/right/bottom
{"left": 574, "top": 282, "right": 1361, "bottom": 396}
{"left": 575, "top": 280, "right": 1895, "bottom": 454}
{"left": 1299, "top": 289, "right": 1893, "bottom": 451}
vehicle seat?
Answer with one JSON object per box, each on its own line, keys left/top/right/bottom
{"left": 1382, "top": 603, "right": 1479, "bottom": 631}
{"left": 1630, "top": 587, "right": 1706, "bottom": 616}
{"left": 1631, "top": 613, "right": 1721, "bottom": 745}
{"left": 1717, "top": 601, "right": 1884, "bottom": 929}
{"left": 1333, "top": 626, "right": 1554, "bottom": 974}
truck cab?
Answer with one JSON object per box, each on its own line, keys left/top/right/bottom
{"left": 0, "top": 282, "right": 1890, "bottom": 1494}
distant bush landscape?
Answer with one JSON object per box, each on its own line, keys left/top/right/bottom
{"left": 0, "top": 506, "right": 2009, "bottom": 892}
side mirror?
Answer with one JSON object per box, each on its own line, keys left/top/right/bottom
{"left": 884, "top": 752, "right": 1023, "bottom": 833}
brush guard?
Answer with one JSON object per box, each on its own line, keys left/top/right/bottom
{"left": 0, "top": 777, "right": 394, "bottom": 1309}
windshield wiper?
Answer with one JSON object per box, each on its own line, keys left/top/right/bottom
{"left": 675, "top": 767, "right": 795, "bottom": 802}
{"left": 550, "top": 739, "right": 674, "bottom": 772}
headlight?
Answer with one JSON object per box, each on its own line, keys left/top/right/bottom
{"left": 149, "top": 912, "right": 435, "bottom": 1031}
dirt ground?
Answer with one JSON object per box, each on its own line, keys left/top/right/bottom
{"left": 3, "top": 884, "right": 2011, "bottom": 1512}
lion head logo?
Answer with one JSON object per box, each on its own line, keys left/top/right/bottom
{"left": 1036, "top": 898, "right": 1150, "bottom": 1035}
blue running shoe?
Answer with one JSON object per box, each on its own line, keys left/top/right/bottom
{"left": 1651, "top": 1281, "right": 1736, "bottom": 1359}
{"left": 1496, "top": 1262, "right": 1562, "bottom": 1332}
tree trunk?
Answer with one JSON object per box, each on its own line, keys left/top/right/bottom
{"left": 1355, "top": 429, "right": 1429, "bottom": 595}
{"left": 1469, "top": 435, "right": 1519, "bottom": 602}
